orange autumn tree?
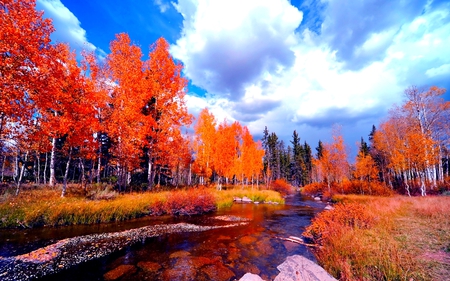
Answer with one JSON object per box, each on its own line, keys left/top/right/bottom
{"left": 0, "top": 0, "right": 55, "bottom": 143}
{"left": 239, "top": 126, "right": 264, "bottom": 187}
{"left": 144, "top": 37, "right": 191, "bottom": 189}
{"left": 353, "top": 150, "right": 380, "bottom": 195}
{"left": 193, "top": 108, "right": 217, "bottom": 185}
{"left": 312, "top": 127, "right": 349, "bottom": 194}
{"left": 36, "top": 45, "right": 99, "bottom": 196}
{"left": 214, "top": 120, "right": 242, "bottom": 186}
{"left": 105, "top": 33, "right": 150, "bottom": 190}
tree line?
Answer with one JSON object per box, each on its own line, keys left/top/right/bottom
{"left": 1, "top": 0, "right": 265, "bottom": 196}
{"left": 2, "top": 0, "right": 449, "bottom": 197}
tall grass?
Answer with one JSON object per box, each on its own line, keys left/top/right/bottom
{"left": 0, "top": 185, "right": 284, "bottom": 228}
{"left": 304, "top": 195, "right": 450, "bottom": 281}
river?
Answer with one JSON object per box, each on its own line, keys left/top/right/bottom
{"left": 0, "top": 194, "right": 325, "bottom": 280}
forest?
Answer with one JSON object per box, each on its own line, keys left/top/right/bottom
{"left": 1, "top": 0, "right": 450, "bottom": 199}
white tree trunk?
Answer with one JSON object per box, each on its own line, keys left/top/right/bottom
{"left": 49, "top": 137, "right": 56, "bottom": 187}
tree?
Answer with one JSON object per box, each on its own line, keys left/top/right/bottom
{"left": 144, "top": 37, "right": 191, "bottom": 189}
{"left": 193, "top": 108, "right": 217, "bottom": 185}
{"left": 105, "top": 33, "right": 149, "bottom": 190}
{"left": 312, "top": 127, "right": 349, "bottom": 193}
{"left": 0, "top": 0, "right": 55, "bottom": 144}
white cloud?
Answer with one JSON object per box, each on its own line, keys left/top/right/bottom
{"left": 36, "top": 0, "right": 105, "bottom": 57}
{"left": 171, "top": 0, "right": 303, "bottom": 100}
{"left": 173, "top": 0, "right": 450, "bottom": 147}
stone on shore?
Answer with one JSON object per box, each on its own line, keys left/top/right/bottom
{"left": 239, "top": 272, "right": 265, "bottom": 281}
{"left": 274, "top": 255, "right": 338, "bottom": 281}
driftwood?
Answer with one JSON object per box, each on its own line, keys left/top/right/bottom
{"left": 275, "top": 236, "right": 318, "bottom": 247}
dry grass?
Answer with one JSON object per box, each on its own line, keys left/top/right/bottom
{"left": 0, "top": 184, "right": 284, "bottom": 228}
{"left": 213, "top": 188, "right": 284, "bottom": 209}
{"left": 304, "top": 195, "right": 450, "bottom": 281}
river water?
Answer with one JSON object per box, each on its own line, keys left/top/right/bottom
{"left": 0, "top": 194, "right": 325, "bottom": 280}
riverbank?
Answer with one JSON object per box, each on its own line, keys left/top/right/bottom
{"left": 0, "top": 185, "right": 284, "bottom": 228}
{"left": 303, "top": 195, "right": 450, "bottom": 281}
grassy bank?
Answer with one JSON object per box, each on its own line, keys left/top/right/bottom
{"left": 303, "top": 195, "right": 450, "bottom": 281}
{"left": 0, "top": 185, "right": 284, "bottom": 228}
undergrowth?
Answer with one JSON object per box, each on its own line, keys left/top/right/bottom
{"left": 304, "top": 195, "right": 450, "bottom": 281}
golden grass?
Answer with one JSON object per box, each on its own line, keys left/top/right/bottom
{"left": 304, "top": 195, "right": 450, "bottom": 281}
{"left": 213, "top": 188, "right": 284, "bottom": 209}
{"left": 0, "top": 185, "right": 284, "bottom": 228}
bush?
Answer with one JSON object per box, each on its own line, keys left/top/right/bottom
{"left": 304, "top": 202, "right": 377, "bottom": 243}
{"left": 270, "top": 179, "right": 294, "bottom": 196}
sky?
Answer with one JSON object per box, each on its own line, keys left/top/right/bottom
{"left": 36, "top": 0, "right": 450, "bottom": 156}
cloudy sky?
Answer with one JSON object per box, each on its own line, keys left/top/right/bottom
{"left": 36, "top": 0, "right": 450, "bottom": 155}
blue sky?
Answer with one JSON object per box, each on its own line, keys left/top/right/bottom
{"left": 36, "top": 0, "right": 450, "bottom": 154}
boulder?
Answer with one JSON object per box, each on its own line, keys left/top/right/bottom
{"left": 169, "top": 250, "right": 191, "bottom": 259}
{"left": 103, "top": 265, "right": 136, "bottom": 280}
{"left": 274, "top": 255, "right": 338, "bottom": 281}
{"left": 137, "top": 261, "right": 161, "bottom": 273}
{"left": 201, "top": 263, "right": 235, "bottom": 281}
{"left": 242, "top": 196, "right": 253, "bottom": 203}
{"left": 239, "top": 272, "right": 265, "bottom": 281}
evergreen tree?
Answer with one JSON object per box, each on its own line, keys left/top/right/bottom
{"left": 303, "top": 141, "right": 313, "bottom": 185}
{"left": 359, "top": 137, "right": 370, "bottom": 157}
{"left": 316, "top": 140, "right": 324, "bottom": 159}
{"left": 290, "top": 130, "right": 304, "bottom": 186}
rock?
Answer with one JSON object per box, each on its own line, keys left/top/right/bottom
{"left": 239, "top": 263, "right": 261, "bottom": 275}
{"left": 274, "top": 255, "right": 338, "bottom": 281}
{"left": 314, "top": 197, "right": 321, "bottom": 201}
{"left": 189, "top": 256, "right": 215, "bottom": 268}
{"left": 324, "top": 205, "right": 334, "bottom": 210}
{"left": 169, "top": 250, "right": 191, "bottom": 259}
{"left": 161, "top": 268, "right": 196, "bottom": 281}
{"left": 239, "top": 236, "right": 257, "bottom": 245}
{"left": 242, "top": 196, "right": 253, "bottom": 203}
{"left": 233, "top": 197, "right": 242, "bottom": 202}
{"left": 137, "top": 261, "right": 161, "bottom": 273}
{"left": 239, "top": 272, "right": 265, "bottom": 281}
{"left": 202, "top": 263, "right": 235, "bottom": 281}
{"left": 255, "top": 238, "right": 275, "bottom": 255}
{"left": 103, "top": 265, "right": 136, "bottom": 280}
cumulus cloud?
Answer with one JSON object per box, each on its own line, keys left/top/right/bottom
{"left": 321, "top": 0, "right": 427, "bottom": 70}
{"left": 36, "top": 0, "right": 105, "bottom": 57}
{"left": 171, "top": 0, "right": 303, "bottom": 101}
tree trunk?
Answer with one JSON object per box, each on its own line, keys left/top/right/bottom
{"left": 147, "top": 156, "right": 153, "bottom": 190}
{"left": 36, "top": 151, "right": 40, "bottom": 184}
{"left": 80, "top": 158, "right": 86, "bottom": 191}
{"left": 49, "top": 137, "right": 57, "bottom": 187}
{"left": 15, "top": 151, "right": 28, "bottom": 195}
{"left": 1, "top": 155, "right": 6, "bottom": 182}
{"left": 96, "top": 146, "right": 101, "bottom": 184}
{"left": 188, "top": 163, "right": 192, "bottom": 186}
{"left": 43, "top": 152, "right": 48, "bottom": 185}
{"left": 403, "top": 170, "right": 411, "bottom": 197}
{"left": 62, "top": 147, "right": 72, "bottom": 197}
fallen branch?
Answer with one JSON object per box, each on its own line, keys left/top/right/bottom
{"left": 276, "top": 236, "right": 319, "bottom": 247}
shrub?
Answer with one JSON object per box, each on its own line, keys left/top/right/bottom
{"left": 304, "top": 202, "right": 377, "bottom": 243}
{"left": 270, "top": 179, "right": 294, "bottom": 196}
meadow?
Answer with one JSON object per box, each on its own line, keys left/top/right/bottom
{"left": 303, "top": 195, "right": 450, "bottom": 281}
{"left": 0, "top": 184, "right": 285, "bottom": 228}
